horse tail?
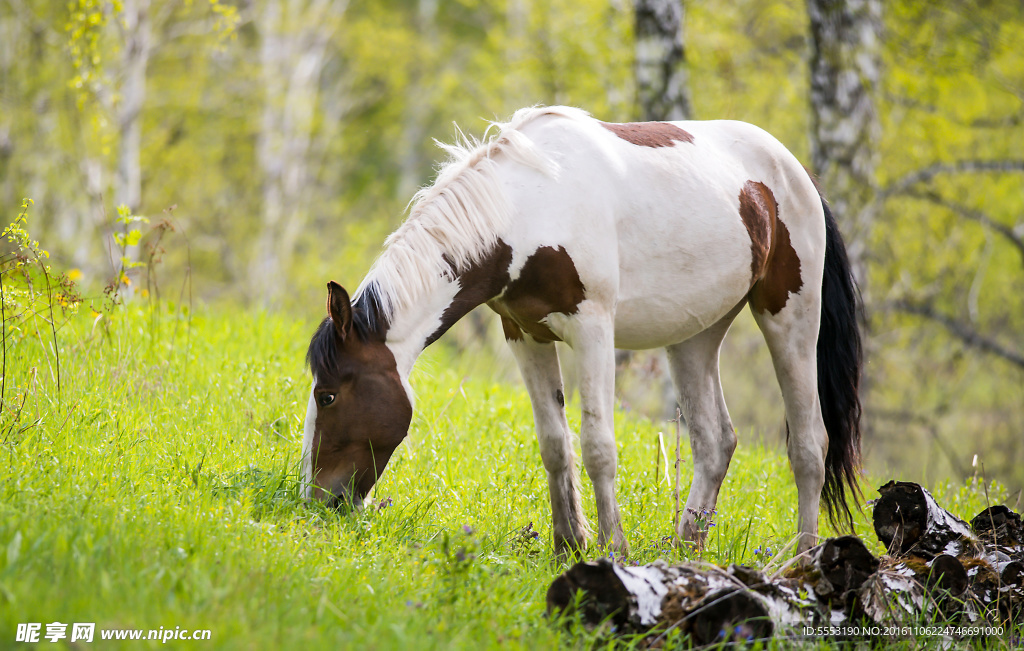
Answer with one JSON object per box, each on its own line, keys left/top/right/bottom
{"left": 816, "top": 191, "right": 864, "bottom": 531}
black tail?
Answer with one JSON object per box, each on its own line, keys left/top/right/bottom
{"left": 816, "top": 193, "right": 864, "bottom": 531}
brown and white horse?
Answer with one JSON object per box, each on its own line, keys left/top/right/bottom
{"left": 303, "top": 106, "right": 862, "bottom": 555}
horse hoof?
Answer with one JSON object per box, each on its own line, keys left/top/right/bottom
{"left": 554, "top": 534, "right": 589, "bottom": 560}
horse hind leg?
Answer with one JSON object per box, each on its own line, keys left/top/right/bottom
{"left": 665, "top": 305, "right": 743, "bottom": 550}
{"left": 750, "top": 289, "right": 828, "bottom": 555}
{"left": 505, "top": 323, "right": 589, "bottom": 556}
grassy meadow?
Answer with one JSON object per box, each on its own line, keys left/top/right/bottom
{"left": 0, "top": 304, "right": 1018, "bottom": 649}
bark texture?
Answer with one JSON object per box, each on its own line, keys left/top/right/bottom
{"left": 635, "top": 0, "right": 692, "bottom": 121}
{"left": 806, "top": 0, "right": 882, "bottom": 288}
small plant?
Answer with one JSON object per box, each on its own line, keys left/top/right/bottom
{"left": 1, "top": 199, "right": 82, "bottom": 441}
{"left": 92, "top": 203, "right": 192, "bottom": 344}
{"left": 683, "top": 507, "right": 717, "bottom": 558}
{"left": 104, "top": 203, "right": 149, "bottom": 309}
{"left": 509, "top": 521, "right": 541, "bottom": 557}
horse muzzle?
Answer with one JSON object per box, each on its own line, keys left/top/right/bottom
{"left": 324, "top": 489, "right": 366, "bottom": 513}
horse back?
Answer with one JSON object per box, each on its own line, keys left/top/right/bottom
{"left": 490, "top": 114, "right": 823, "bottom": 350}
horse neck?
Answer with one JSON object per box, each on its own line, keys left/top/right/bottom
{"left": 381, "top": 278, "right": 460, "bottom": 377}
{"left": 381, "top": 242, "right": 511, "bottom": 379}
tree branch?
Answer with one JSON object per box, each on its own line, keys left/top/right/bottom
{"left": 882, "top": 93, "right": 1024, "bottom": 130}
{"left": 902, "top": 189, "right": 1024, "bottom": 266}
{"left": 882, "top": 159, "right": 1024, "bottom": 200}
{"left": 891, "top": 299, "right": 1024, "bottom": 370}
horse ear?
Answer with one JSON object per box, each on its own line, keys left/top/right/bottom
{"left": 326, "top": 281, "right": 353, "bottom": 342}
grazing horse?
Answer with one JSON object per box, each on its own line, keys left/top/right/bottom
{"left": 303, "top": 106, "right": 862, "bottom": 555}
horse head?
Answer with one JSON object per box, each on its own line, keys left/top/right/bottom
{"left": 303, "top": 281, "right": 412, "bottom": 509}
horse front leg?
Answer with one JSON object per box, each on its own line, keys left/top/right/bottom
{"left": 505, "top": 321, "right": 589, "bottom": 556}
{"left": 569, "top": 310, "right": 629, "bottom": 555}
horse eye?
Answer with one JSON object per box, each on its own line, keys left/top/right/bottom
{"left": 318, "top": 393, "right": 336, "bottom": 408}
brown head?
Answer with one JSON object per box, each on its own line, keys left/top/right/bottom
{"left": 303, "top": 281, "right": 412, "bottom": 509}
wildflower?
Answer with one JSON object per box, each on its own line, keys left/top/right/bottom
{"left": 461, "top": 525, "right": 474, "bottom": 535}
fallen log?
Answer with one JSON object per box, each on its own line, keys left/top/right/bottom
{"left": 547, "top": 537, "right": 886, "bottom": 643}
{"left": 971, "top": 505, "right": 1024, "bottom": 548}
{"left": 546, "top": 481, "right": 1024, "bottom": 646}
{"left": 546, "top": 559, "right": 775, "bottom": 644}
{"left": 872, "top": 480, "right": 981, "bottom": 558}
{"left": 871, "top": 483, "right": 1024, "bottom": 621}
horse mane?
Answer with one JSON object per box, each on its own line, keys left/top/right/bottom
{"left": 351, "top": 105, "right": 590, "bottom": 331}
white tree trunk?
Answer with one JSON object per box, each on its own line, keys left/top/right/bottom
{"left": 254, "top": 0, "right": 346, "bottom": 303}
{"left": 116, "top": 0, "right": 151, "bottom": 214}
{"left": 635, "top": 0, "right": 692, "bottom": 121}
{"left": 807, "top": 0, "right": 881, "bottom": 290}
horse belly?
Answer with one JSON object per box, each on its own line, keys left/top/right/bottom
{"left": 611, "top": 202, "right": 753, "bottom": 350}
{"left": 612, "top": 294, "right": 742, "bottom": 349}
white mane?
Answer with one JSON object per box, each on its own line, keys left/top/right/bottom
{"left": 353, "top": 106, "right": 590, "bottom": 323}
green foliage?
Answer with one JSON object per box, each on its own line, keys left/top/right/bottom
{"left": 0, "top": 198, "right": 81, "bottom": 454}
{"left": 0, "top": 198, "right": 82, "bottom": 347}
{"left": 206, "top": 0, "right": 241, "bottom": 43}
{"left": 110, "top": 203, "right": 149, "bottom": 290}
{"left": 65, "top": 0, "right": 122, "bottom": 107}
{"left": 868, "top": 0, "right": 1024, "bottom": 489}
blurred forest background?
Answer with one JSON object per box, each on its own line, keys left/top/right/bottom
{"left": 1, "top": 0, "right": 1021, "bottom": 496}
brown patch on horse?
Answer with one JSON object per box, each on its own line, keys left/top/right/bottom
{"left": 500, "top": 316, "right": 524, "bottom": 342}
{"left": 601, "top": 121, "right": 694, "bottom": 148}
{"left": 489, "top": 245, "right": 586, "bottom": 343}
{"left": 424, "top": 241, "right": 514, "bottom": 347}
{"left": 738, "top": 181, "right": 775, "bottom": 282}
{"left": 422, "top": 241, "right": 586, "bottom": 346}
{"left": 740, "top": 180, "right": 803, "bottom": 316}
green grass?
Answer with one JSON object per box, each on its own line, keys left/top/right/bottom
{"left": 0, "top": 305, "right": 1017, "bottom": 649}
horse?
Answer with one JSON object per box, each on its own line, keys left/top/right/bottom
{"left": 302, "top": 105, "right": 862, "bottom": 556}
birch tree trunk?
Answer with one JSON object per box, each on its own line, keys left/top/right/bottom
{"left": 254, "top": 0, "right": 345, "bottom": 303}
{"left": 635, "top": 0, "right": 692, "bottom": 121}
{"left": 116, "top": 0, "right": 151, "bottom": 214}
{"left": 806, "top": 0, "right": 881, "bottom": 290}
{"left": 397, "top": 0, "right": 438, "bottom": 200}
